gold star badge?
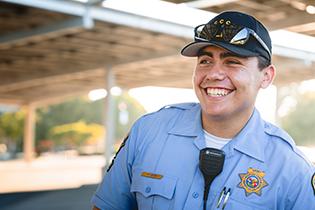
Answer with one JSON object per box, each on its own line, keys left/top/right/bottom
{"left": 237, "top": 168, "right": 268, "bottom": 197}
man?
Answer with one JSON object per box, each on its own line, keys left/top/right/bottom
{"left": 92, "top": 11, "right": 315, "bottom": 210}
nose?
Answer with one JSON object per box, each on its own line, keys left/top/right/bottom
{"left": 206, "top": 63, "right": 226, "bottom": 81}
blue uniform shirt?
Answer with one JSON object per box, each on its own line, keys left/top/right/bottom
{"left": 92, "top": 103, "right": 315, "bottom": 210}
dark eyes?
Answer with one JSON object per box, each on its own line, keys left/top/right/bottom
{"left": 199, "top": 59, "right": 241, "bottom": 65}
{"left": 226, "top": 60, "right": 241, "bottom": 65}
{"left": 200, "top": 59, "right": 210, "bottom": 64}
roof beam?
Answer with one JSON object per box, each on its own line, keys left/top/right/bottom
{"left": 0, "top": 67, "right": 104, "bottom": 94}
{"left": 235, "top": 1, "right": 275, "bottom": 11}
{"left": 0, "top": 96, "right": 24, "bottom": 105}
{"left": 1, "top": 0, "right": 86, "bottom": 16}
{"left": 113, "top": 50, "right": 181, "bottom": 69}
{"left": 30, "top": 90, "right": 98, "bottom": 106}
{"left": 0, "top": 17, "right": 87, "bottom": 50}
{"left": 0, "top": 49, "right": 183, "bottom": 94}
{"left": 2, "top": 0, "right": 315, "bottom": 62}
{"left": 273, "top": 45, "right": 315, "bottom": 64}
{"left": 86, "top": 0, "right": 104, "bottom": 5}
{"left": 264, "top": 12, "right": 315, "bottom": 31}
{"left": 1, "top": 0, "right": 193, "bottom": 38}
{"left": 0, "top": 89, "right": 96, "bottom": 106}
{"left": 181, "top": 0, "right": 239, "bottom": 9}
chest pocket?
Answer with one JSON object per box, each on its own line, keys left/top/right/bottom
{"left": 210, "top": 191, "right": 272, "bottom": 210}
{"left": 131, "top": 170, "right": 178, "bottom": 210}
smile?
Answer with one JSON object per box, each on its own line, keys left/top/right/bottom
{"left": 206, "top": 88, "right": 232, "bottom": 97}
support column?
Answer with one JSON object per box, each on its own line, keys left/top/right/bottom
{"left": 24, "top": 103, "right": 36, "bottom": 162}
{"left": 104, "top": 68, "right": 116, "bottom": 169}
{"left": 275, "top": 86, "right": 283, "bottom": 128}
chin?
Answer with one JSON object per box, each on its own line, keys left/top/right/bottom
{"left": 202, "top": 106, "right": 230, "bottom": 120}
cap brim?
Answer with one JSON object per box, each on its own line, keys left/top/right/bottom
{"left": 181, "top": 41, "right": 260, "bottom": 57}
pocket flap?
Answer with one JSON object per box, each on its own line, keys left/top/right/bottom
{"left": 131, "top": 170, "right": 178, "bottom": 199}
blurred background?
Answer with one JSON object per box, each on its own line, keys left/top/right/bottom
{"left": 0, "top": 0, "right": 314, "bottom": 209}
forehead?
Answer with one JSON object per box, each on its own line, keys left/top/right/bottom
{"left": 196, "top": 45, "right": 260, "bottom": 67}
{"left": 198, "top": 45, "right": 229, "bottom": 55}
{"left": 197, "top": 46, "right": 248, "bottom": 59}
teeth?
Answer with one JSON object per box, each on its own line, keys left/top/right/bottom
{"left": 207, "top": 88, "right": 229, "bottom": 97}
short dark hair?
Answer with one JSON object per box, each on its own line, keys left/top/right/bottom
{"left": 258, "top": 56, "right": 271, "bottom": 71}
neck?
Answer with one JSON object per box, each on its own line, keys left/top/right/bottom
{"left": 201, "top": 108, "right": 254, "bottom": 139}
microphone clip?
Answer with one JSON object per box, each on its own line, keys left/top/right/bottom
{"left": 199, "top": 148, "right": 225, "bottom": 210}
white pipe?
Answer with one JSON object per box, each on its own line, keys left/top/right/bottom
{"left": 182, "top": 0, "right": 239, "bottom": 9}
{"left": 105, "top": 68, "right": 116, "bottom": 168}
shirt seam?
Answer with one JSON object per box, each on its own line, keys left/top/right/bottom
{"left": 286, "top": 167, "right": 312, "bottom": 198}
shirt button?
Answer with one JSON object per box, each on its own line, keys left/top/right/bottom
{"left": 145, "top": 187, "right": 151, "bottom": 193}
{"left": 192, "top": 192, "right": 199, "bottom": 198}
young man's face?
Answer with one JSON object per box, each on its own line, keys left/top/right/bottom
{"left": 193, "top": 46, "right": 272, "bottom": 127}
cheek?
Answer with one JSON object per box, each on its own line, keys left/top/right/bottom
{"left": 230, "top": 72, "right": 253, "bottom": 95}
{"left": 193, "top": 70, "right": 203, "bottom": 85}
{"left": 192, "top": 72, "right": 199, "bottom": 86}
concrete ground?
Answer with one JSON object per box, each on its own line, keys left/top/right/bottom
{"left": 0, "top": 184, "right": 99, "bottom": 210}
{"left": 0, "top": 155, "right": 105, "bottom": 193}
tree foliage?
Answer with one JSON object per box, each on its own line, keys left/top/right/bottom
{"left": 47, "top": 120, "right": 105, "bottom": 148}
{"left": 115, "top": 91, "right": 147, "bottom": 140}
{"left": 35, "top": 96, "right": 104, "bottom": 143}
{"left": 282, "top": 90, "right": 315, "bottom": 147}
{"left": 0, "top": 90, "right": 147, "bottom": 156}
{"left": 36, "top": 91, "right": 146, "bottom": 145}
{"left": 0, "top": 107, "right": 27, "bottom": 153}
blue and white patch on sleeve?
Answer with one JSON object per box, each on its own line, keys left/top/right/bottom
{"left": 312, "top": 173, "right": 315, "bottom": 196}
{"left": 107, "top": 132, "right": 129, "bottom": 172}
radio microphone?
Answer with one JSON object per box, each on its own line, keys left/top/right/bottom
{"left": 199, "top": 148, "right": 225, "bottom": 210}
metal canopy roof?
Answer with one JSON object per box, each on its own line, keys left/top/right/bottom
{"left": 0, "top": 0, "right": 314, "bottom": 106}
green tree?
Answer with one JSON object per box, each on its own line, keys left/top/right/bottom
{"left": 115, "top": 91, "right": 147, "bottom": 141}
{"left": 0, "top": 90, "right": 146, "bottom": 157}
{"left": 36, "top": 90, "right": 147, "bottom": 147}
{"left": 47, "top": 120, "right": 105, "bottom": 148}
{"left": 0, "top": 107, "right": 26, "bottom": 153}
{"left": 35, "top": 96, "right": 104, "bottom": 143}
{"left": 282, "top": 91, "right": 315, "bottom": 147}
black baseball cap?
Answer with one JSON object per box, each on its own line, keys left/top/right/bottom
{"left": 181, "top": 11, "right": 272, "bottom": 61}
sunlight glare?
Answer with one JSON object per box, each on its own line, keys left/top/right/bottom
{"left": 270, "top": 30, "right": 315, "bottom": 53}
{"left": 89, "top": 89, "right": 107, "bottom": 101}
{"left": 300, "top": 79, "right": 315, "bottom": 93}
{"left": 110, "top": 87, "right": 122, "bottom": 96}
{"left": 129, "top": 87, "right": 198, "bottom": 113}
{"left": 297, "top": 146, "right": 315, "bottom": 163}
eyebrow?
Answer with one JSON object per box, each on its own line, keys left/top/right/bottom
{"left": 197, "top": 51, "right": 213, "bottom": 57}
{"left": 197, "top": 51, "right": 248, "bottom": 59}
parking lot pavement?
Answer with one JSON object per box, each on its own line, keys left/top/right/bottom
{"left": 0, "top": 184, "right": 99, "bottom": 210}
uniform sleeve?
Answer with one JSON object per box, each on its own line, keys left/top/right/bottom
{"left": 285, "top": 166, "right": 315, "bottom": 210}
{"left": 91, "top": 121, "right": 140, "bottom": 210}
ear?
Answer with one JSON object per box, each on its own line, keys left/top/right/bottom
{"left": 260, "top": 65, "right": 276, "bottom": 89}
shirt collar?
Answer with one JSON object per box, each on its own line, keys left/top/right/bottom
{"left": 168, "top": 104, "right": 267, "bottom": 162}
{"left": 227, "top": 108, "right": 266, "bottom": 162}
{"left": 168, "top": 103, "right": 203, "bottom": 137}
